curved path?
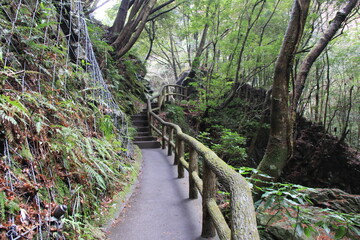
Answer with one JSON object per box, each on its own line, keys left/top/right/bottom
{"left": 107, "top": 149, "right": 217, "bottom": 240}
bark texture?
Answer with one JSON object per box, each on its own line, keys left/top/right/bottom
{"left": 109, "top": 0, "right": 130, "bottom": 40}
{"left": 112, "top": 0, "right": 157, "bottom": 57}
{"left": 109, "top": 0, "right": 176, "bottom": 58}
{"left": 255, "top": 0, "right": 310, "bottom": 181}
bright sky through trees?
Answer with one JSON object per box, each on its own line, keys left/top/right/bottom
{"left": 93, "top": 0, "right": 117, "bottom": 25}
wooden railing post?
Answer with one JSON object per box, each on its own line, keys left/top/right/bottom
{"left": 162, "top": 125, "right": 166, "bottom": 149}
{"left": 184, "top": 87, "right": 188, "bottom": 100}
{"left": 174, "top": 137, "right": 179, "bottom": 165}
{"left": 148, "top": 114, "right": 153, "bottom": 136}
{"left": 174, "top": 86, "right": 177, "bottom": 101}
{"left": 177, "top": 138, "right": 184, "bottom": 178}
{"left": 157, "top": 95, "right": 162, "bottom": 110}
{"left": 166, "top": 86, "right": 170, "bottom": 102}
{"left": 202, "top": 161, "right": 217, "bottom": 238}
{"left": 189, "top": 147, "right": 198, "bottom": 199}
{"left": 176, "top": 86, "right": 180, "bottom": 102}
{"left": 168, "top": 128, "right": 173, "bottom": 156}
{"left": 172, "top": 86, "right": 176, "bottom": 103}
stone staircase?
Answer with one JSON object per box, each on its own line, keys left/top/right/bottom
{"left": 132, "top": 106, "right": 161, "bottom": 149}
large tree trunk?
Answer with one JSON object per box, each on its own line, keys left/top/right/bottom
{"left": 109, "top": 0, "right": 131, "bottom": 42}
{"left": 292, "top": 0, "right": 359, "bottom": 110}
{"left": 111, "top": 1, "right": 153, "bottom": 49}
{"left": 109, "top": 0, "right": 176, "bottom": 58}
{"left": 254, "top": 0, "right": 310, "bottom": 184}
{"left": 115, "top": 0, "right": 157, "bottom": 57}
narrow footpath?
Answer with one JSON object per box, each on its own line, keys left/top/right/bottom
{"left": 107, "top": 148, "right": 215, "bottom": 240}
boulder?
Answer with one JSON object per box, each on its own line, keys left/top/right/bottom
{"left": 256, "top": 188, "right": 360, "bottom": 240}
{"left": 304, "top": 188, "right": 360, "bottom": 213}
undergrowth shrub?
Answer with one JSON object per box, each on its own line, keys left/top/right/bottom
{"left": 198, "top": 125, "right": 247, "bottom": 166}
{"left": 165, "top": 104, "right": 193, "bottom": 134}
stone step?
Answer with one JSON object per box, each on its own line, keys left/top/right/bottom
{"left": 134, "top": 136, "right": 156, "bottom": 141}
{"left": 136, "top": 131, "right": 151, "bottom": 136}
{"left": 131, "top": 110, "right": 160, "bottom": 149}
{"left": 133, "top": 120, "right": 148, "bottom": 127}
{"left": 131, "top": 114, "right": 148, "bottom": 121}
{"left": 135, "top": 126, "right": 150, "bottom": 132}
{"left": 134, "top": 141, "right": 161, "bottom": 149}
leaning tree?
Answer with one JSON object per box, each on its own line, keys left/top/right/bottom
{"left": 254, "top": 0, "right": 359, "bottom": 190}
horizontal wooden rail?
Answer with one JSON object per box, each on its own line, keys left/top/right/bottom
{"left": 147, "top": 84, "right": 259, "bottom": 240}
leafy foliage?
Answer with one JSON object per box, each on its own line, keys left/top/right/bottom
{"left": 0, "top": 1, "right": 141, "bottom": 239}
{"left": 164, "top": 104, "right": 194, "bottom": 134}
{"left": 256, "top": 181, "right": 360, "bottom": 239}
{"left": 211, "top": 127, "right": 247, "bottom": 162}
{"left": 197, "top": 125, "right": 247, "bottom": 166}
{"left": 216, "top": 167, "right": 360, "bottom": 239}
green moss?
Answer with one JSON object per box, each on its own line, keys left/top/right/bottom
{"left": 0, "top": 192, "right": 20, "bottom": 219}
{"left": 54, "top": 176, "right": 71, "bottom": 202}
{"left": 38, "top": 187, "right": 51, "bottom": 203}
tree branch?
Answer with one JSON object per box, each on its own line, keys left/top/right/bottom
{"left": 147, "top": 5, "right": 179, "bottom": 22}
{"left": 293, "top": 0, "right": 359, "bottom": 110}
{"left": 150, "top": 0, "right": 175, "bottom": 14}
{"left": 86, "top": 0, "right": 112, "bottom": 14}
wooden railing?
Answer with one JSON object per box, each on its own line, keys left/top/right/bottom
{"left": 147, "top": 84, "right": 259, "bottom": 240}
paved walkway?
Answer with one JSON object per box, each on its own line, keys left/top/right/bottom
{"left": 107, "top": 149, "right": 215, "bottom": 240}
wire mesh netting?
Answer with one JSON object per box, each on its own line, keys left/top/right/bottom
{"left": 0, "top": 0, "right": 133, "bottom": 239}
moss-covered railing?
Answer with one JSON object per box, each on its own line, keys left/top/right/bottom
{"left": 147, "top": 84, "right": 259, "bottom": 240}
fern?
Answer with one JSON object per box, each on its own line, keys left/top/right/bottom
{"left": 0, "top": 110, "right": 17, "bottom": 125}
{"left": 84, "top": 138, "right": 94, "bottom": 156}
{"left": 92, "top": 138, "right": 113, "bottom": 160}
{"left": 33, "top": 114, "right": 49, "bottom": 134}
{"left": 6, "top": 201, "right": 20, "bottom": 216}
{"left": 21, "top": 91, "right": 57, "bottom": 111}
{"left": 99, "top": 115, "right": 115, "bottom": 138}
{"left": 0, "top": 94, "right": 29, "bottom": 126}
{"left": 84, "top": 165, "right": 106, "bottom": 190}
{"left": 92, "top": 157, "right": 115, "bottom": 179}
{"left": 4, "top": 95, "right": 29, "bottom": 116}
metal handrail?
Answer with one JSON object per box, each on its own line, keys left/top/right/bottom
{"left": 146, "top": 84, "right": 259, "bottom": 240}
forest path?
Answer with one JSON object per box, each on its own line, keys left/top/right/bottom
{"left": 106, "top": 148, "right": 215, "bottom": 240}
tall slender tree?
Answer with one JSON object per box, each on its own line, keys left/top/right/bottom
{"left": 292, "top": 0, "right": 359, "bottom": 111}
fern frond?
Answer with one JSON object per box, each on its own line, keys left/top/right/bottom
{"left": 84, "top": 164, "right": 106, "bottom": 190}
{"left": 0, "top": 110, "right": 17, "bottom": 125}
